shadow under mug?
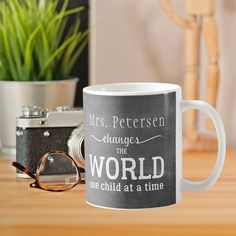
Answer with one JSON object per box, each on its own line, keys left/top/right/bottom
{"left": 83, "top": 83, "right": 226, "bottom": 210}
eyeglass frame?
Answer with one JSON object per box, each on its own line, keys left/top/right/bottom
{"left": 12, "top": 151, "right": 84, "bottom": 192}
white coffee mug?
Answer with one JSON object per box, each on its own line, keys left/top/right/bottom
{"left": 83, "top": 83, "right": 226, "bottom": 209}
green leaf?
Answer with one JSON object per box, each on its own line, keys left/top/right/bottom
{"left": 61, "top": 29, "right": 88, "bottom": 75}
{"left": 66, "top": 37, "right": 89, "bottom": 75}
{"left": 8, "top": 17, "right": 24, "bottom": 80}
{"left": 38, "top": 34, "right": 77, "bottom": 80}
{"left": 1, "top": 26, "right": 18, "bottom": 80}
{"left": 24, "top": 25, "right": 42, "bottom": 81}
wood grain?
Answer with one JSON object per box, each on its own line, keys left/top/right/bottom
{"left": 0, "top": 149, "right": 235, "bottom": 236}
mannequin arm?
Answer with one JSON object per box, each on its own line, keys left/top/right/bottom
{"left": 160, "top": 0, "right": 191, "bottom": 29}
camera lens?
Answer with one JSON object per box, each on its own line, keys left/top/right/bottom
{"left": 68, "top": 124, "right": 85, "bottom": 168}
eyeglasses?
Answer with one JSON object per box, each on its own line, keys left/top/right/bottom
{"left": 12, "top": 151, "right": 84, "bottom": 192}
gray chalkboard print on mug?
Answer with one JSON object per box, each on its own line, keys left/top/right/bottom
{"left": 84, "top": 92, "right": 176, "bottom": 209}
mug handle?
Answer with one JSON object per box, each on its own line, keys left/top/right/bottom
{"left": 181, "top": 100, "right": 226, "bottom": 192}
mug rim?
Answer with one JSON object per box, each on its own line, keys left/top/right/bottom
{"left": 83, "top": 83, "right": 181, "bottom": 96}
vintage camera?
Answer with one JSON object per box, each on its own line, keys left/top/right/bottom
{"left": 16, "top": 106, "right": 85, "bottom": 178}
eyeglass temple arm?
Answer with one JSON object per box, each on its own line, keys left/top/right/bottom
{"left": 12, "top": 162, "right": 37, "bottom": 180}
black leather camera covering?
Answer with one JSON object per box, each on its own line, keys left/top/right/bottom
{"left": 16, "top": 127, "right": 83, "bottom": 175}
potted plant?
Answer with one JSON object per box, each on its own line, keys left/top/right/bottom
{"left": 0, "top": 0, "right": 88, "bottom": 157}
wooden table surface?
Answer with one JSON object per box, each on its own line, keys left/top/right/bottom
{"left": 0, "top": 149, "right": 235, "bottom": 236}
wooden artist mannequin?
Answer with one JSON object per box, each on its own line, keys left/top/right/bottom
{"left": 160, "top": 0, "right": 220, "bottom": 141}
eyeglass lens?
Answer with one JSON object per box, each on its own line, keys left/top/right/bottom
{"left": 37, "top": 153, "right": 79, "bottom": 191}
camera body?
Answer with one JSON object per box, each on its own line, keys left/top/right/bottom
{"left": 16, "top": 106, "right": 84, "bottom": 178}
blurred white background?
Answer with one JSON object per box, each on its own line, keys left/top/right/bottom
{"left": 90, "top": 0, "right": 236, "bottom": 147}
